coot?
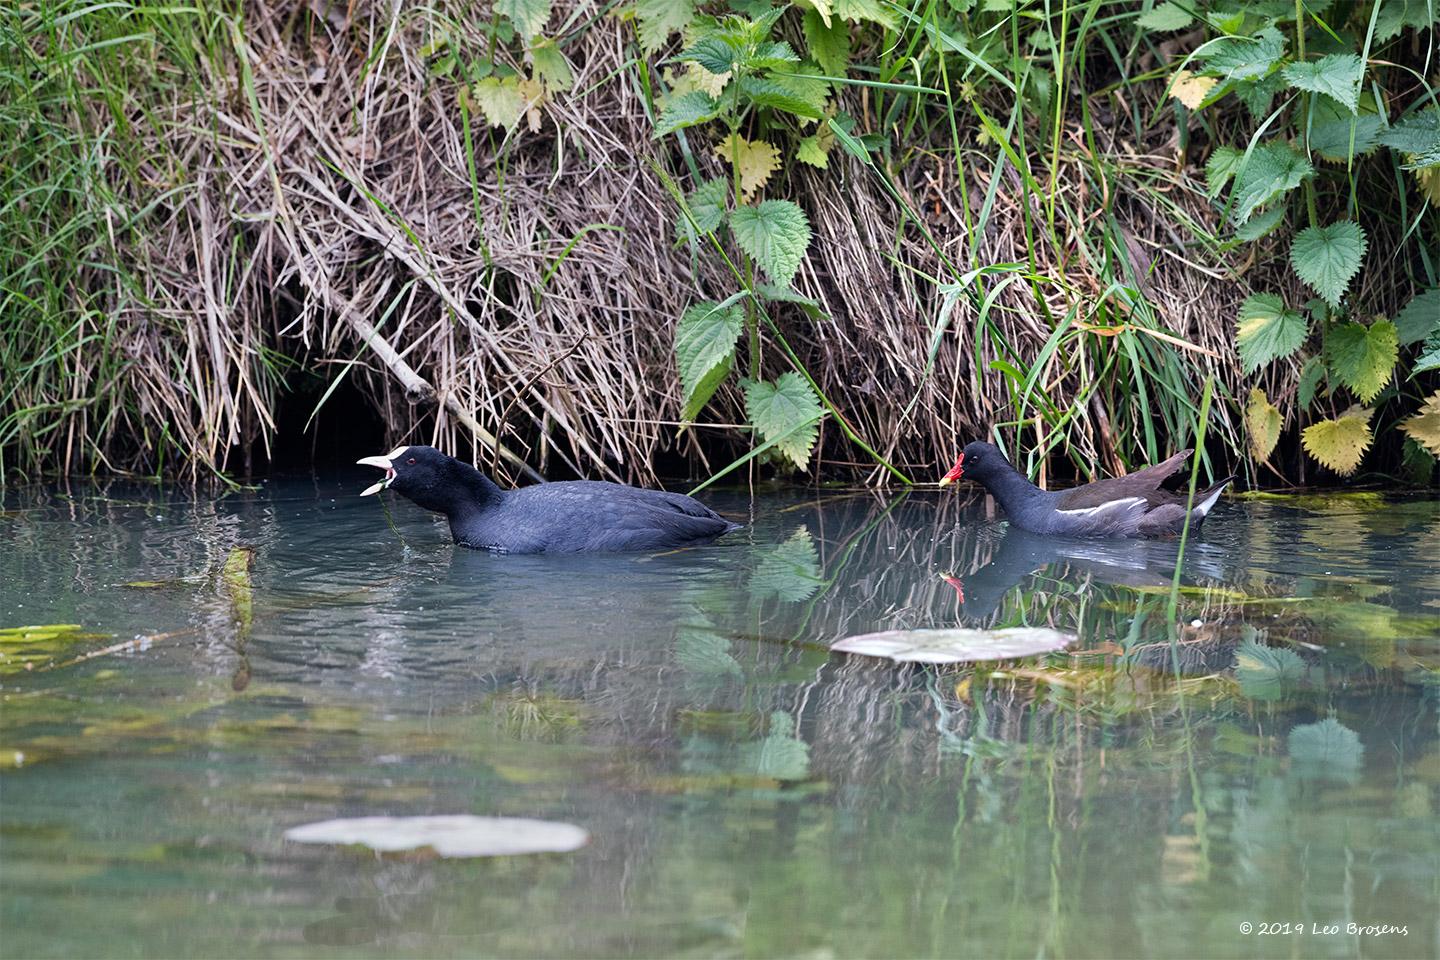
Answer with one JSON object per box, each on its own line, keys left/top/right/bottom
{"left": 359, "top": 446, "right": 741, "bottom": 554}
{"left": 939, "top": 441, "right": 1232, "bottom": 538}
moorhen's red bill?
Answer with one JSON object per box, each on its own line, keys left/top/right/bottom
{"left": 938, "top": 441, "right": 1233, "bottom": 538}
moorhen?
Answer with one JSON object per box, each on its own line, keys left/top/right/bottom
{"left": 938, "top": 441, "right": 1232, "bottom": 538}
{"left": 359, "top": 445, "right": 741, "bottom": 554}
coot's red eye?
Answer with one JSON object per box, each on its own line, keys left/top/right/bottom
{"left": 407, "top": 457, "right": 416, "bottom": 464}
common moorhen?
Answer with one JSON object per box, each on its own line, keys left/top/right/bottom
{"left": 359, "top": 445, "right": 741, "bottom": 554}
{"left": 938, "top": 441, "right": 1232, "bottom": 538}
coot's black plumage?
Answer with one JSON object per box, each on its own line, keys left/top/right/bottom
{"left": 939, "top": 441, "right": 1233, "bottom": 538}
{"left": 359, "top": 445, "right": 741, "bottom": 554}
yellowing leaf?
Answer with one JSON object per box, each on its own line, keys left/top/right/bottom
{"left": 518, "top": 77, "right": 546, "bottom": 132}
{"left": 1170, "top": 70, "right": 1217, "bottom": 110}
{"left": 714, "top": 134, "right": 780, "bottom": 201}
{"left": 800, "top": 0, "right": 833, "bottom": 28}
{"left": 796, "top": 132, "right": 830, "bottom": 169}
{"left": 1246, "top": 387, "right": 1282, "bottom": 462}
{"left": 688, "top": 62, "right": 730, "bottom": 97}
{"left": 1301, "top": 405, "right": 1373, "bottom": 476}
{"left": 471, "top": 77, "right": 526, "bottom": 130}
{"left": 1400, "top": 391, "right": 1440, "bottom": 456}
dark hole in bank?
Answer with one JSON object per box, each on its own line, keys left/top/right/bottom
{"left": 262, "top": 367, "right": 387, "bottom": 476}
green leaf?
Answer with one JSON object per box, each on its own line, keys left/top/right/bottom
{"left": 1245, "top": 387, "right": 1282, "bottom": 462}
{"left": 834, "top": 0, "right": 896, "bottom": 29}
{"left": 1396, "top": 289, "right": 1440, "bottom": 346}
{"left": 1234, "top": 639, "right": 1305, "bottom": 702}
{"left": 1326, "top": 319, "right": 1397, "bottom": 404}
{"left": 1414, "top": 333, "right": 1440, "bottom": 377}
{"left": 1205, "top": 146, "right": 1242, "bottom": 199}
{"left": 530, "top": 38, "right": 573, "bottom": 92}
{"left": 1232, "top": 72, "right": 1284, "bottom": 120}
{"left": 1229, "top": 141, "right": 1313, "bottom": 225}
{"left": 749, "top": 40, "right": 801, "bottom": 71}
{"left": 796, "top": 134, "right": 829, "bottom": 169}
{"left": 496, "top": 0, "right": 552, "bottom": 41}
{"left": 1198, "top": 26, "right": 1286, "bottom": 83}
{"left": 1373, "top": 0, "right": 1440, "bottom": 43}
{"left": 749, "top": 528, "right": 823, "bottom": 601}
{"left": 1137, "top": 2, "right": 1192, "bottom": 31}
{"left": 674, "top": 301, "right": 744, "bottom": 421}
{"left": 1301, "top": 406, "right": 1373, "bottom": 476}
{"left": 471, "top": 77, "right": 526, "bottom": 130}
{"left": 739, "top": 712, "right": 810, "bottom": 780}
{"left": 679, "top": 35, "right": 738, "bottom": 74}
{"left": 1282, "top": 53, "right": 1363, "bottom": 113}
{"left": 1234, "top": 204, "right": 1286, "bottom": 242}
{"left": 730, "top": 200, "right": 812, "bottom": 286}
{"left": 1289, "top": 220, "right": 1366, "bottom": 307}
{"left": 636, "top": 0, "right": 696, "bottom": 54}
{"left": 745, "top": 372, "right": 823, "bottom": 469}
{"left": 1235, "top": 293, "right": 1307, "bottom": 374}
{"left": 802, "top": 8, "right": 850, "bottom": 76}
{"left": 770, "top": 65, "right": 830, "bottom": 111}
{"left": 1288, "top": 717, "right": 1364, "bottom": 782}
{"left": 1308, "top": 92, "right": 1385, "bottom": 163}
{"left": 1297, "top": 354, "right": 1325, "bottom": 410}
{"left": 653, "top": 91, "right": 720, "bottom": 137}
{"left": 674, "top": 176, "right": 728, "bottom": 244}
{"left": 1378, "top": 109, "right": 1440, "bottom": 169}
{"left": 736, "top": 76, "right": 823, "bottom": 118}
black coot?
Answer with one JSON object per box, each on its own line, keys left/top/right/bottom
{"left": 359, "top": 445, "right": 741, "bottom": 554}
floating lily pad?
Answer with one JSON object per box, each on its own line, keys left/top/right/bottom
{"left": 831, "top": 627, "right": 1074, "bottom": 664}
{"left": 283, "top": 815, "right": 589, "bottom": 858}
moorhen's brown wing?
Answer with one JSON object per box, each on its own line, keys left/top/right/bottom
{"left": 1053, "top": 449, "right": 1193, "bottom": 511}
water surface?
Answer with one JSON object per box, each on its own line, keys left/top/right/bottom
{"left": 2, "top": 479, "right": 1438, "bottom": 958}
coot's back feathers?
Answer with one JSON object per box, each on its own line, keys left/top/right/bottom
{"left": 359, "top": 446, "right": 740, "bottom": 554}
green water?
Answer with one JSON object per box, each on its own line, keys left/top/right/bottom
{"left": 2, "top": 480, "right": 1438, "bottom": 959}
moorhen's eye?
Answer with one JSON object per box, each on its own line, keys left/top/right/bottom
{"left": 407, "top": 457, "right": 416, "bottom": 464}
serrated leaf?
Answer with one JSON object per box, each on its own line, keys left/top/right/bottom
{"left": 1308, "top": 92, "right": 1385, "bottom": 163}
{"left": 1234, "top": 639, "right": 1306, "bottom": 701}
{"left": 1415, "top": 334, "right": 1440, "bottom": 377}
{"left": 740, "top": 712, "right": 810, "bottom": 780}
{"left": 636, "top": 0, "right": 695, "bottom": 54}
{"left": 687, "top": 61, "right": 730, "bottom": 97}
{"left": 1326, "top": 319, "right": 1397, "bottom": 403}
{"left": 1373, "top": 0, "right": 1440, "bottom": 43}
{"left": 1290, "top": 221, "right": 1366, "bottom": 308}
{"left": 714, "top": 134, "right": 781, "bottom": 201}
{"left": 1301, "top": 406, "right": 1373, "bottom": 475}
{"left": 1233, "top": 72, "right": 1284, "bottom": 120}
{"left": 1138, "top": 2, "right": 1193, "bottom": 30}
{"left": 749, "top": 528, "right": 822, "bottom": 601}
{"left": 803, "top": 8, "right": 850, "bottom": 76}
{"left": 1198, "top": 26, "right": 1286, "bottom": 83}
{"left": 1297, "top": 354, "right": 1325, "bottom": 410}
{"left": 1400, "top": 391, "right": 1440, "bottom": 456}
{"left": 1379, "top": 108, "right": 1440, "bottom": 169}
{"left": 1169, "top": 69, "right": 1217, "bottom": 110}
{"left": 674, "top": 176, "right": 728, "bottom": 244}
{"left": 653, "top": 91, "right": 720, "bottom": 137}
{"left": 730, "top": 200, "right": 811, "bottom": 287}
{"left": 834, "top": 0, "right": 896, "bottom": 29}
{"left": 1236, "top": 293, "right": 1308, "bottom": 374}
{"left": 800, "top": 0, "right": 834, "bottom": 26}
{"left": 530, "top": 38, "right": 573, "bottom": 92}
{"left": 496, "top": 0, "right": 552, "bottom": 41}
{"left": 1288, "top": 717, "right": 1364, "bottom": 781}
{"left": 1205, "top": 146, "right": 1242, "bottom": 199}
{"left": 745, "top": 372, "right": 823, "bottom": 469}
{"left": 1282, "top": 54, "right": 1363, "bottom": 113}
{"left": 1229, "top": 142, "right": 1313, "bottom": 225}
{"left": 737, "top": 75, "right": 823, "bottom": 119}
{"left": 675, "top": 301, "right": 744, "bottom": 421}
{"left": 471, "top": 76, "right": 526, "bottom": 130}
{"left": 1395, "top": 289, "right": 1440, "bottom": 346}
{"left": 796, "top": 133, "right": 830, "bottom": 169}
{"left": 679, "top": 35, "right": 738, "bottom": 74}
{"left": 749, "top": 40, "right": 801, "bottom": 71}
{"left": 1246, "top": 387, "right": 1282, "bottom": 462}
{"left": 1234, "top": 204, "right": 1286, "bottom": 242}
{"left": 770, "top": 65, "right": 830, "bottom": 113}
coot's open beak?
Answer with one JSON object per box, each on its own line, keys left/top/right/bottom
{"left": 357, "top": 445, "right": 409, "bottom": 496}
{"left": 938, "top": 454, "right": 964, "bottom": 487}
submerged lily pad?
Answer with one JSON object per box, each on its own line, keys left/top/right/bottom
{"left": 283, "top": 815, "right": 589, "bottom": 858}
{"left": 831, "top": 627, "right": 1074, "bottom": 664}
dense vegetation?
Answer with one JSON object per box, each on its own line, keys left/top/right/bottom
{"left": 1, "top": 0, "right": 1437, "bottom": 486}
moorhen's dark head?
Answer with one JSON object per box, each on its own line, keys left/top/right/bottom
{"left": 358, "top": 445, "right": 464, "bottom": 513}
{"left": 938, "top": 441, "right": 1009, "bottom": 488}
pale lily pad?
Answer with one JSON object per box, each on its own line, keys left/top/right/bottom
{"left": 831, "top": 627, "right": 1074, "bottom": 664}
{"left": 283, "top": 815, "right": 589, "bottom": 858}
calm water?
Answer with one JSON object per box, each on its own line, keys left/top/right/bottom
{"left": 2, "top": 478, "right": 1438, "bottom": 959}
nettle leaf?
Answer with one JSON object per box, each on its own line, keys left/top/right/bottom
{"left": 796, "top": 132, "right": 830, "bottom": 169}
{"left": 1234, "top": 639, "right": 1306, "bottom": 701}
{"left": 530, "top": 39, "right": 573, "bottom": 92}
{"left": 803, "top": 8, "right": 850, "bottom": 76}
{"left": 714, "top": 134, "right": 781, "bottom": 201}
{"left": 1378, "top": 109, "right": 1440, "bottom": 169}
{"left": 636, "top": 0, "right": 695, "bottom": 54}
{"left": 1138, "top": 2, "right": 1193, "bottom": 31}
{"left": 684, "top": 61, "right": 730, "bottom": 97}
{"left": 801, "top": 0, "right": 834, "bottom": 26}
{"left": 1373, "top": 0, "right": 1440, "bottom": 43}
{"left": 749, "top": 40, "right": 801, "bottom": 71}
{"left": 1290, "top": 221, "right": 1366, "bottom": 307}
{"left": 1400, "top": 391, "right": 1440, "bottom": 456}
{"left": 771, "top": 65, "right": 830, "bottom": 112}
{"left": 1308, "top": 92, "right": 1385, "bottom": 163}
{"left": 1326, "top": 319, "right": 1397, "bottom": 404}
{"left": 1198, "top": 26, "right": 1286, "bottom": 84}
{"left": 1205, "top": 146, "right": 1242, "bottom": 198}
{"left": 471, "top": 77, "right": 526, "bottom": 130}
{"left": 731, "top": 200, "right": 811, "bottom": 287}
{"left": 834, "top": 0, "right": 896, "bottom": 29}
{"left": 1301, "top": 406, "right": 1373, "bottom": 476}
{"left": 749, "top": 528, "right": 823, "bottom": 601}
{"left": 1236, "top": 293, "right": 1307, "bottom": 374}
{"left": 1169, "top": 70, "right": 1217, "bottom": 110}
{"left": 1246, "top": 387, "right": 1282, "bottom": 461}
{"left": 1234, "top": 204, "right": 1286, "bottom": 242}
{"left": 1229, "top": 142, "right": 1313, "bottom": 225}
{"left": 680, "top": 35, "right": 739, "bottom": 74}
{"left": 737, "top": 76, "right": 823, "bottom": 119}
{"left": 496, "top": 0, "right": 552, "bottom": 41}
{"left": 674, "top": 301, "right": 744, "bottom": 421}
{"left": 1233, "top": 72, "right": 1285, "bottom": 120}
{"left": 1396, "top": 289, "right": 1440, "bottom": 346}
{"left": 1282, "top": 54, "right": 1363, "bottom": 113}
{"left": 1297, "top": 354, "right": 1326, "bottom": 410}
{"left": 673, "top": 176, "right": 728, "bottom": 244}
{"left": 745, "top": 372, "right": 824, "bottom": 469}
{"left": 653, "top": 91, "right": 720, "bottom": 136}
